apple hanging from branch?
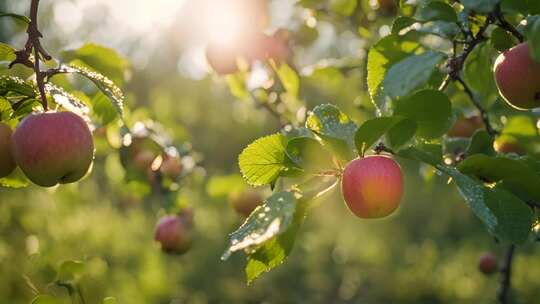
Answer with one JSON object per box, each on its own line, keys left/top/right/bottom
{"left": 341, "top": 155, "right": 404, "bottom": 219}
{"left": 12, "top": 111, "right": 94, "bottom": 187}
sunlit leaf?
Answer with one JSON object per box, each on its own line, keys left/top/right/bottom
{"left": 44, "top": 83, "right": 90, "bottom": 117}
{"left": 0, "top": 75, "right": 36, "bottom": 97}
{"left": 238, "top": 133, "right": 291, "bottom": 186}
{"left": 223, "top": 191, "right": 297, "bottom": 258}
{"left": 58, "top": 65, "right": 124, "bottom": 117}
{"left": 0, "top": 12, "right": 30, "bottom": 24}
{"left": 61, "top": 43, "right": 129, "bottom": 85}
{"left": 0, "top": 42, "right": 16, "bottom": 62}
{"left": 306, "top": 104, "right": 357, "bottom": 160}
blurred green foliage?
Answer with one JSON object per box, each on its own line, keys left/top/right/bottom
{"left": 0, "top": 0, "right": 539, "bottom": 303}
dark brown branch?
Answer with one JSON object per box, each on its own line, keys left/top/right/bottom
{"left": 494, "top": 4, "right": 524, "bottom": 43}
{"left": 497, "top": 245, "right": 515, "bottom": 304}
{"left": 9, "top": 0, "right": 50, "bottom": 111}
{"left": 455, "top": 77, "right": 497, "bottom": 136}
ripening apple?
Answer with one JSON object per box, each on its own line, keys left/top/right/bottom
{"left": 493, "top": 135, "right": 526, "bottom": 155}
{"left": 0, "top": 123, "right": 16, "bottom": 178}
{"left": 154, "top": 211, "right": 193, "bottom": 255}
{"left": 478, "top": 252, "right": 498, "bottom": 275}
{"left": 447, "top": 115, "right": 483, "bottom": 138}
{"left": 377, "top": 0, "right": 398, "bottom": 15}
{"left": 494, "top": 42, "right": 540, "bottom": 110}
{"left": 206, "top": 43, "right": 247, "bottom": 75}
{"left": 341, "top": 155, "right": 404, "bottom": 219}
{"left": 159, "top": 154, "right": 183, "bottom": 180}
{"left": 12, "top": 111, "right": 94, "bottom": 187}
{"left": 228, "top": 189, "right": 263, "bottom": 217}
{"left": 119, "top": 135, "right": 161, "bottom": 173}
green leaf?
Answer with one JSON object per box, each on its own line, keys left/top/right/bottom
{"left": 0, "top": 12, "right": 30, "bottom": 24}
{"left": 61, "top": 43, "right": 129, "bottom": 85}
{"left": 391, "top": 17, "right": 417, "bottom": 35}
{"left": 466, "top": 130, "right": 495, "bottom": 156}
{"left": 44, "top": 84, "right": 90, "bottom": 117}
{"left": 416, "top": 1, "right": 457, "bottom": 22}
{"left": 31, "top": 295, "right": 60, "bottom": 304}
{"left": 223, "top": 191, "right": 297, "bottom": 258}
{"left": 490, "top": 27, "right": 517, "bottom": 52}
{"left": 367, "top": 33, "right": 421, "bottom": 111}
{"left": 57, "top": 260, "right": 85, "bottom": 281}
{"left": 306, "top": 104, "right": 357, "bottom": 160}
{"left": 458, "top": 154, "right": 540, "bottom": 202}
{"left": 238, "top": 133, "right": 292, "bottom": 186}
{"left": 0, "top": 42, "right": 16, "bottom": 62}
{"left": 275, "top": 63, "right": 299, "bottom": 97}
{"left": 330, "top": 0, "right": 357, "bottom": 16}
{"left": 91, "top": 92, "right": 119, "bottom": 125}
{"left": 0, "top": 97, "right": 13, "bottom": 121}
{"left": 380, "top": 51, "right": 445, "bottom": 105}
{"left": 398, "top": 147, "right": 533, "bottom": 244}
{"left": 0, "top": 75, "right": 36, "bottom": 97}
{"left": 418, "top": 21, "right": 461, "bottom": 39}
{"left": 60, "top": 65, "right": 124, "bottom": 117}
{"left": 387, "top": 118, "right": 417, "bottom": 149}
{"left": 394, "top": 89, "right": 452, "bottom": 139}
{"left": 525, "top": 16, "right": 540, "bottom": 62}
{"left": 398, "top": 144, "right": 443, "bottom": 165}
{"left": 461, "top": 0, "right": 500, "bottom": 13}
{"left": 245, "top": 195, "right": 307, "bottom": 284}
{"left": 463, "top": 42, "right": 498, "bottom": 104}
{"left": 355, "top": 116, "right": 405, "bottom": 155}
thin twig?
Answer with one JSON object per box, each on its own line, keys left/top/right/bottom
{"left": 497, "top": 245, "right": 515, "bottom": 304}
{"left": 494, "top": 4, "right": 524, "bottom": 43}
{"left": 455, "top": 77, "right": 497, "bottom": 136}
{"left": 9, "top": 0, "right": 50, "bottom": 111}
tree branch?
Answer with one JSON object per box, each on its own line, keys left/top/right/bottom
{"left": 494, "top": 4, "right": 524, "bottom": 43}
{"left": 497, "top": 245, "right": 515, "bottom": 304}
{"left": 455, "top": 77, "right": 497, "bottom": 136}
{"left": 9, "top": 0, "right": 50, "bottom": 111}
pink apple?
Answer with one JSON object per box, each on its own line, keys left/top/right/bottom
{"left": 478, "top": 252, "right": 498, "bottom": 275}
{"left": 154, "top": 211, "right": 193, "bottom": 255}
{"left": 0, "top": 122, "right": 16, "bottom": 178}
{"left": 494, "top": 42, "right": 540, "bottom": 110}
{"left": 341, "top": 155, "right": 404, "bottom": 218}
{"left": 12, "top": 111, "right": 94, "bottom": 187}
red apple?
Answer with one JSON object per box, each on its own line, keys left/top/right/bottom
{"left": 119, "top": 135, "right": 161, "bottom": 173}
{"left": 0, "top": 123, "right": 17, "bottom": 178}
{"left": 378, "top": 0, "right": 398, "bottom": 15}
{"left": 341, "top": 155, "right": 404, "bottom": 218}
{"left": 494, "top": 42, "right": 540, "bottom": 110}
{"left": 0, "top": 122, "right": 16, "bottom": 178}
{"left": 228, "top": 189, "right": 263, "bottom": 217}
{"left": 159, "top": 154, "right": 183, "bottom": 180}
{"left": 447, "top": 115, "right": 483, "bottom": 138}
{"left": 154, "top": 211, "right": 193, "bottom": 255}
{"left": 478, "top": 252, "right": 498, "bottom": 275}
{"left": 12, "top": 111, "right": 94, "bottom": 187}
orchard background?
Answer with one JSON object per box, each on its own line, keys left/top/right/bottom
{"left": 1, "top": 0, "right": 540, "bottom": 303}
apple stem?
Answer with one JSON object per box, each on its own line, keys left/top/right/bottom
{"left": 497, "top": 244, "right": 515, "bottom": 304}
